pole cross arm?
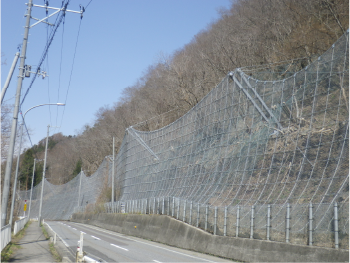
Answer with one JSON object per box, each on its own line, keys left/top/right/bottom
{"left": 29, "top": 3, "right": 84, "bottom": 28}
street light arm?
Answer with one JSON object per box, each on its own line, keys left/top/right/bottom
{"left": 22, "top": 103, "right": 65, "bottom": 120}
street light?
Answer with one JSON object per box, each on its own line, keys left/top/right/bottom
{"left": 8, "top": 103, "right": 65, "bottom": 229}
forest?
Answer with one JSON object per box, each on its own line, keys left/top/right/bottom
{"left": 1, "top": 0, "right": 348, "bottom": 190}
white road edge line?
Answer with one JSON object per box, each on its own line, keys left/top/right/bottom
{"left": 45, "top": 222, "right": 69, "bottom": 247}
{"left": 153, "top": 260, "right": 162, "bottom": 263}
{"left": 74, "top": 223, "right": 216, "bottom": 263}
{"left": 72, "top": 228, "right": 77, "bottom": 230}
{"left": 91, "top": 235, "right": 101, "bottom": 240}
{"left": 111, "top": 243, "right": 129, "bottom": 251}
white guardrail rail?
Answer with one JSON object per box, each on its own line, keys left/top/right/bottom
{"left": 1, "top": 224, "right": 12, "bottom": 251}
{"left": 14, "top": 217, "right": 29, "bottom": 236}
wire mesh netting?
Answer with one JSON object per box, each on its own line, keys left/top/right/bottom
{"left": 17, "top": 32, "right": 348, "bottom": 249}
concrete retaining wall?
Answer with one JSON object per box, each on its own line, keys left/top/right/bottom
{"left": 71, "top": 213, "right": 348, "bottom": 262}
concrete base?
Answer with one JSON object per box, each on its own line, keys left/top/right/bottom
{"left": 71, "top": 213, "right": 349, "bottom": 262}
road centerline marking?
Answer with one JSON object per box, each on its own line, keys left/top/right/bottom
{"left": 91, "top": 235, "right": 101, "bottom": 240}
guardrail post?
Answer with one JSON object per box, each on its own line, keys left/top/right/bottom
{"left": 214, "top": 206, "right": 218, "bottom": 235}
{"left": 196, "top": 203, "right": 200, "bottom": 227}
{"left": 286, "top": 203, "right": 290, "bottom": 243}
{"left": 334, "top": 202, "right": 339, "bottom": 249}
{"left": 183, "top": 200, "right": 186, "bottom": 222}
{"left": 309, "top": 203, "right": 313, "bottom": 246}
{"left": 189, "top": 201, "right": 193, "bottom": 225}
{"left": 205, "top": 205, "right": 208, "bottom": 231}
{"left": 267, "top": 205, "right": 271, "bottom": 241}
{"left": 162, "top": 197, "right": 165, "bottom": 215}
{"left": 224, "top": 206, "right": 227, "bottom": 236}
{"left": 236, "top": 205, "right": 240, "bottom": 237}
{"left": 250, "top": 205, "right": 254, "bottom": 239}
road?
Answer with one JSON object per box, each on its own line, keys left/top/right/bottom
{"left": 45, "top": 221, "right": 233, "bottom": 262}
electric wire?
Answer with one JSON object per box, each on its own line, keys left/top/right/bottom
{"left": 58, "top": 18, "right": 82, "bottom": 131}
{"left": 20, "top": 0, "right": 70, "bottom": 107}
{"left": 56, "top": 16, "right": 66, "bottom": 129}
{"left": 45, "top": 16, "right": 52, "bottom": 127}
{"left": 85, "top": 0, "right": 93, "bottom": 10}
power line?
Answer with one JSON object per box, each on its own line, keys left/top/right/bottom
{"left": 59, "top": 18, "right": 83, "bottom": 131}
{"left": 20, "top": 0, "right": 70, "bottom": 107}
{"left": 85, "top": 0, "right": 93, "bottom": 10}
{"left": 56, "top": 16, "right": 66, "bottom": 128}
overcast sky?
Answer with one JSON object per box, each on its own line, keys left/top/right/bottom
{"left": 1, "top": 0, "right": 231, "bottom": 148}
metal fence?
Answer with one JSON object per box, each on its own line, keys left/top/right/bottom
{"left": 14, "top": 217, "right": 29, "bottom": 236}
{"left": 1, "top": 224, "right": 11, "bottom": 251}
{"left": 76, "top": 197, "right": 348, "bottom": 249}
{"left": 18, "top": 32, "right": 349, "bottom": 250}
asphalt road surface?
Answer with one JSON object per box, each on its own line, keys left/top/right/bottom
{"left": 46, "top": 221, "right": 234, "bottom": 262}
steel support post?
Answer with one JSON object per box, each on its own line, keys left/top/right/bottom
{"left": 286, "top": 204, "right": 290, "bottom": 243}
{"left": 250, "top": 205, "right": 255, "bottom": 239}
{"left": 196, "top": 203, "right": 200, "bottom": 228}
{"left": 205, "top": 205, "right": 208, "bottom": 231}
{"left": 309, "top": 203, "right": 313, "bottom": 246}
{"left": 183, "top": 200, "right": 186, "bottom": 222}
{"left": 189, "top": 201, "right": 193, "bottom": 225}
{"left": 224, "top": 206, "right": 227, "bottom": 236}
{"left": 167, "top": 197, "right": 170, "bottom": 215}
{"left": 334, "top": 202, "right": 339, "bottom": 249}
{"left": 162, "top": 197, "right": 164, "bottom": 215}
{"left": 153, "top": 198, "right": 156, "bottom": 214}
{"left": 236, "top": 206, "right": 240, "bottom": 237}
{"left": 172, "top": 197, "right": 175, "bottom": 217}
{"left": 267, "top": 205, "right": 271, "bottom": 241}
{"left": 214, "top": 207, "right": 218, "bottom": 235}
{"left": 177, "top": 200, "right": 180, "bottom": 219}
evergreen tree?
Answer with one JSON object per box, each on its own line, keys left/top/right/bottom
{"left": 19, "top": 149, "right": 34, "bottom": 190}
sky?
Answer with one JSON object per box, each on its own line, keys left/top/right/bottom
{"left": 1, "top": 0, "right": 231, "bottom": 149}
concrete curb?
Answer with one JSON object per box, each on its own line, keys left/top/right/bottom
{"left": 43, "top": 222, "right": 75, "bottom": 263}
{"left": 72, "top": 213, "right": 349, "bottom": 262}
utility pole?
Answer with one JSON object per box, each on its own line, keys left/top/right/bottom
{"left": 78, "top": 167, "right": 83, "bottom": 207}
{"left": 38, "top": 125, "right": 50, "bottom": 226}
{"left": 1, "top": 52, "right": 20, "bottom": 105}
{"left": 112, "top": 137, "right": 115, "bottom": 205}
{"left": 1, "top": 0, "right": 33, "bottom": 227}
{"left": 8, "top": 124, "right": 24, "bottom": 228}
{"left": 1, "top": 1, "right": 84, "bottom": 228}
{"left": 28, "top": 159, "right": 37, "bottom": 219}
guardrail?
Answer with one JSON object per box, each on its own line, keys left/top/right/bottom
{"left": 1, "top": 224, "right": 11, "bottom": 251}
{"left": 14, "top": 217, "right": 29, "bottom": 235}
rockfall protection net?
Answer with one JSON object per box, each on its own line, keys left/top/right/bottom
{"left": 17, "top": 32, "right": 348, "bottom": 248}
